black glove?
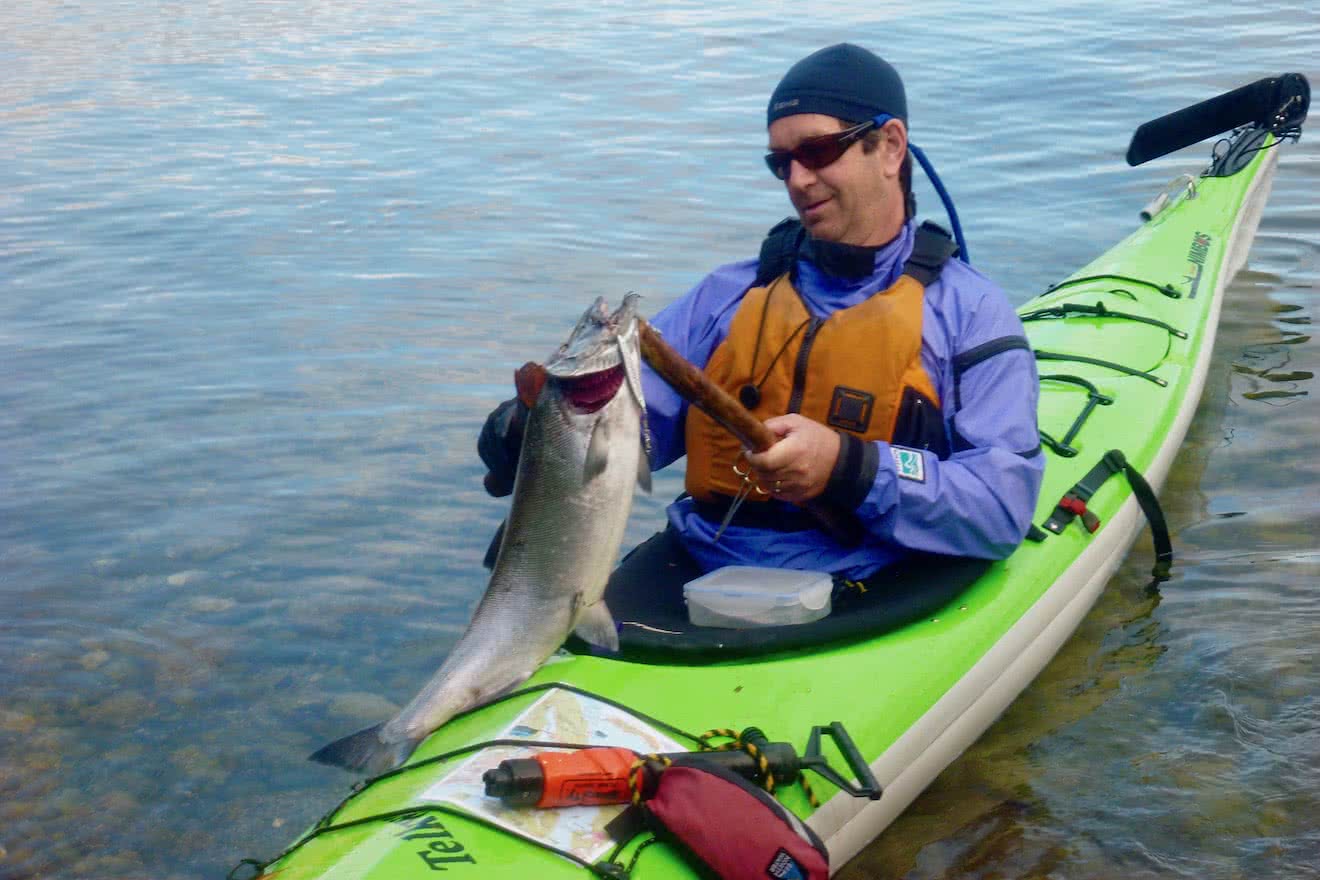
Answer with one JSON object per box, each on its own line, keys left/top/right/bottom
{"left": 478, "top": 397, "right": 529, "bottom": 497}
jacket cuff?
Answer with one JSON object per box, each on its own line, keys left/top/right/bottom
{"left": 821, "top": 432, "right": 879, "bottom": 511}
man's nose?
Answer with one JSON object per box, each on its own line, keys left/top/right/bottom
{"left": 786, "top": 158, "right": 817, "bottom": 189}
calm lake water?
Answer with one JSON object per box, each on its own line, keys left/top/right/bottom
{"left": 3, "top": 1, "right": 1318, "bottom": 877}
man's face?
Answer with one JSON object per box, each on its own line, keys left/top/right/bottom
{"left": 766, "top": 113, "right": 906, "bottom": 247}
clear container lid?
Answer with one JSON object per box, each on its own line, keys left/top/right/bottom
{"left": 683, "top": 565, "right": 833, "bottom": 610}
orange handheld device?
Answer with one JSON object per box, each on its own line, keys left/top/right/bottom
{"left": 482, "top": 747, "right": 638, "bottom": 808}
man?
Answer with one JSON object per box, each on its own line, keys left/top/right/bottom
{"left": 481, "top": 43, "right": 1043, "bottom": 585}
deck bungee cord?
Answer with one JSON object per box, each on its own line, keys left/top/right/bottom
{"left": 1022, "top": 301, "right": 1188, "bottom": 338}
{"left": 1045, "top": 273, "right": 1184, "bottom": 299}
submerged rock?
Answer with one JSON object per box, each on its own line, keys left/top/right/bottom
{"left": 167, "top": 570, "right": 208, "bottom": 587}
{"left": 329, "top": 691, "right": 400, "bottom": 720}
{"left": 79, "top": 649, "right": 111, "bottom": 671}
{"left": 187, "top": 596, "right": 236, "bottom": 613}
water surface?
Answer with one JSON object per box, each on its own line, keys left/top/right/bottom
{"left": 3, "top": 2, "right": 1318, "bottom": 877}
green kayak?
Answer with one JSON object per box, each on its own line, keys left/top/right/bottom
{"left": 235, "top": 76, "right": 1308, "bottom": 880}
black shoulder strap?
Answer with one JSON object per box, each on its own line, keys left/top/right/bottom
{"left": 901, "top": 220, "right": 960, "bottom": 287}
{"left": 756, "top": 218, "right": 959, "bottom": 288}
{"left": 754, "top": 217, "right": 806, "bottom": 287}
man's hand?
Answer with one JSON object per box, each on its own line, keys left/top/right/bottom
{"left": 744, "top": 414, "right": 841, "bottom": 504}
{"left": 478, "top": 398, "right": 528, "bottom": 497}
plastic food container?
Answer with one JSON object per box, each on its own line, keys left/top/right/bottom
{"left": 683, "top": 566, "right": 833, "bottom": 629}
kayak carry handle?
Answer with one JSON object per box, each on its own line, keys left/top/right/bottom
{"left": 1126, "top": 73, "right": 1309, "bottom": 166}
{"left": 803, "top": 722, "right": 882, "bottom": 800}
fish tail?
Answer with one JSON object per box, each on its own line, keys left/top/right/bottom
{"left": 308, "top": 722, "right": 419, "bottom": 776}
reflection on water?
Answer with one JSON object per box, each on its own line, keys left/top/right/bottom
{"left": 2, "top": 0, "right": 1318, "bottom": 877}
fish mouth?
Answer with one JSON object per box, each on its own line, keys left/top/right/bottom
{"left": 557, "top": 365, "right": 624, "bottom": 413}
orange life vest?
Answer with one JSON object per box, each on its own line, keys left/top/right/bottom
{"left": 685, "top": 239, "right": 948, "bottom": 504}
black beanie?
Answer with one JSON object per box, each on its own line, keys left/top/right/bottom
{"left": 767, "top": 43, "right": 908, "bottom": 128}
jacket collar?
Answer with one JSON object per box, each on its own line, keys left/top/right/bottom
{"left": 798, "top": 221, "right": 912, "bottom": 288}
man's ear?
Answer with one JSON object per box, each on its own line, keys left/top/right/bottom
{"left": 881, "top": 119, "right": 909, "bottom": 177}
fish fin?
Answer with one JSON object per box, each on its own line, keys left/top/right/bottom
{"left": 308, "top": 722, "right": 420, "bottom": 776}
{"left": 636, "top": 445, "right": 652, "bottom": 493}
{"left": 514, "top": 362, "right": 547, "bottom": 408}
{"left": 573, "top": 600, "right": 620, "bottom": 652}
{"left": 585, "top": 417, "right": 612, "bottom": 482}
{"left": 482, "top": 519, "right": 506, "bottom": 570}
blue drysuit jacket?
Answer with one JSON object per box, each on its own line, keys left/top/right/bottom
{"left": 643, "top": 221, "right": 1045, "bottom": 580}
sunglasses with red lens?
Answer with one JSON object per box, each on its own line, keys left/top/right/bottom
{"left": 764, "top": 119, "right": 877, "bottom": 181}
